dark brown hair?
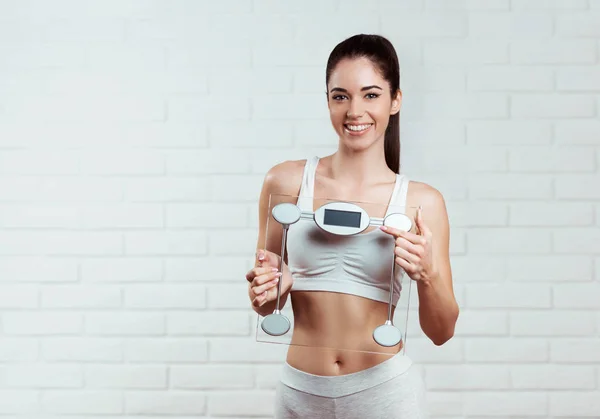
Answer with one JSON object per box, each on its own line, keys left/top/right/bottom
{"left": 325, "top": 34, "right": 401, "bottom": 173}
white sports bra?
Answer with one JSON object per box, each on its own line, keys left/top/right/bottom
{"left": 286, "top": 156, "right": 410, "bottom": 306}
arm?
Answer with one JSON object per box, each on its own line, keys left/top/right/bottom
{"left": 415, "top": 188, "right": 459, "bottom": 345}
{"left": 248, "top": 162, "right": 299, "bottom": 317}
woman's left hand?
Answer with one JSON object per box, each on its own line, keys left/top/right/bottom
{"left": 380, "top": 207, "right": 438, "bottom": 283}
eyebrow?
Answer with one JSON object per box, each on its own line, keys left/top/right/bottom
{"left": 329, "top": 85, "right": 383, "bottom": 93}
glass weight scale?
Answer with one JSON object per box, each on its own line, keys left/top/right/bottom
{"left": 260, "top": 200, "right": 413, "bottom": 348}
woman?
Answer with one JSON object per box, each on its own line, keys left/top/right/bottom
{"left": 246, "top": 34, "right": 459, "bottom": 418}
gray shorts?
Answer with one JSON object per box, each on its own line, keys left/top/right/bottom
{"left": 275, "top": 353, "right": 428, "bottom": 419}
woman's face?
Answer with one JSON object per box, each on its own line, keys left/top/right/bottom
{"left": 327, "top": 57, "right": 401, "bottom": 151}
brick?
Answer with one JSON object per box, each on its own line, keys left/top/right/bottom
{"left": 404, "top": 337, "right": 464, "bottom": 363}
{"left": 85, "top": 365, "right": 166, "bottom": 389}
{"left": 125, "top": 391, "right": 205, "bottom": 415}
{"left": 0, "top": 176, "right": 123, "bottom": 202}
{"left": 210, "top": 120, "right": 293, "bottom": 148}
{"left": 124, "top": 285, "right": 206, "bottom": 309}
{"left": 42, "top": 338, "right": 122, "bottom": 362}
{"left": 167, "top": 96, "right": 251, "bottom": 122}
{"left": 125, "top": 338, "right": 208, "bottom": 363}
{"left": 464, "top": 391, "right": 547, "bottom": 416}
{"left": 447, "top": 201, "right": 508, "bottom": 227}
{"left": 399, "top": 66, "right": 467, "bottom": 92}
{"left": 165, "top": 256, "right": 250, "bottom": 282}
{"left": 469, "top": 12, "right": 553, "bottom": 38}
{"left": 468, "top": 228, "right": 552, "bottom": 254}
{"left": 507, "top": 255, "right": 594, "bottom": 282}
{"left": 510, "top": 39, "right": 598, "bottom": 64}
{"left": 551, "top": 339, "right": 600, "bottom": 363}
{"left": 42, "top": 391, "right": 123, "bottom": 414}
{"left": 167, "top": 204, "right": 246, "bottom": 228}
{"left": 382, "top": 13, "right": 467, "bottom": 38}
{"left": 556, "top": 175, "right": 600, "bottom": 199}
{"left": 0, "top": 257, "right": 77, "bottom": 283}
{"left": 0, "top": 284, "right": 37, "bottom": 308}
{"left": 511, "top": 365, "right": 595, "bottom": 390}
{"left": 424, "top": 40, "right": 508, "bottom": 64}
{"left": 401, "top": 121, "right": 466, "bottom": 145}
{"left": 85, "top": 313, "right": 164, "bottom": 336}
{"left": 165, "top": 150, "right": 251, "bottom": 175}
{"left": 468, "top": 66, "right": 553, "bottom": 91}
{"left": 512, "top": 0, "right": 589, "bottom": 8}
{"left": 451, "top": 256, "right": 506, "bottom": 282}
{"left": 0, "top": 364, "right": 82, "bottom": 388}
{"left": 512, "top": 95, "right": 596, "bottom": 118}
{"left": 171, "top": 365, "right": 254, "bottom": 389}
{"left": 124, "top": 177, "right": 209, "bottom": 202}
{"left": 455, "top": 310, "right": 508, "bottom": 336}
{"left": 41, "top": 285, "right": 121, "bottom": 308}
{"left": 557, "top": 13, "right": 600, "bottom": 37}
{"left": 80, "top": 150, "right": 164, "bottom": 175}
{"left": 554, "top": 229, "right": 600, "bottom": 254}
{"left": 510, "top": 310, "right": 595, "bottom": 336}
{"left": 167, "top": 311, "right": 249, "bottom": 336}
{"left": 555, "top": 120, "right": 600, "bottom": 145}
{"left": 469, "top": 174, "right": 553, "bottom": 199}
{"left": 404, "top": 145, "right": 507, "bottom": 173}
{"left": 426, "top": 392, "right": 464, "bottom": 416}
{"left": 208, "top": 283, "right": 252, "bottom": 309}
{"left": 557, "top": 67, "right": 600, "bottom": 91}
{"left": 509, "top": 202, "right": 594, "bottom": 226}
{"left": 466, "top": 338, "right": 548, "bottom": 362}
{"left": 404, "top": 93, "right": 508, "bottom": 119}
{"left": 81, "top": 258, "right": 162, "bottom": 283}
{"left": 124, "top": 231, "right": 208, "bottom": 256}
{"left": 0, "top": 339, "right": 38, "bottom": 362}
{"left": 0, "top": 150, "right": 79, "bottom": 175}
{"left": 295, "top": 14, "right": 380, "bottom": 45}
{"left": 209, "top": 338, "right": 290, "bottom": 363}
{"left": 80, "top": 204, "right": 163, "bottom": 229}
{"left": 550, "top": 392, "right": 600, "bottom": 417}
{"left": 2, "top": 312, "right": 82, "bottom": 335}
{"left": 426, "top": 0, "right": 509, "bottom": 10}
{"left": 553, "top": 283, "right": 600, "bottom": 309}
{"left": 0, "top": 390, "right": 40, "bottom": 413}
{"left": 467, "top": 120, "right": 551, "bottom": 144}
{"left": 425, "top": 365, "right": 509, "bottom": 390}
{"left": 509, "top": 146, "right": 596, "bottom": 173}
{"left": 465, "top": 283, "right": 551, "bottom": 308}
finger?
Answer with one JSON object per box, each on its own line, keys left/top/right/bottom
{"left": 394, "top": 245, "right": 420, "bottom": 265}
{"left": 252, "top": 287, "right": 274, "bottom": 307}
{"left": 398, "top": 229, "right": 427, "bottom": 245}
{"left": 395, "top": 255, "right": 414, "bottom": 272}
{"left": 252, "top": 276, "right": 280, "bottom": 296}
{"left": 395, "top": 236, "right": 425, "bottom": 257}
{"left": 246, "top": 266, "right": 279, "bottom": 282}
{"left": 416, "top": 206, "right": 432, "bottom": 237}
{"left": 252, "top": 271, "right": 282, "bottom": 287}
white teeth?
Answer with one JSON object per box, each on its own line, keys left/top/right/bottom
{"left": 345, "top": 124, "right": 371, "bottom": 132}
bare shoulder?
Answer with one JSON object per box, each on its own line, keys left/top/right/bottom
{"left": 407, "top": 180, "right": 447, "bottom": 214}
{"left": 263, "top": 159, "right": 307, "bottom": 197}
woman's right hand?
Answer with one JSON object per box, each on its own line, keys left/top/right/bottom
{"left": 246, "top": 249, "right": 293, "bottom": 308}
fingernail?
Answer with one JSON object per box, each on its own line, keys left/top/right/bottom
{"left": 380, "top": 226, "right": 387, "bottom": 231}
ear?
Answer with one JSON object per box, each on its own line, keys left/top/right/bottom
{"left": 390, "top": 89, "right": 402, "bottom": 116}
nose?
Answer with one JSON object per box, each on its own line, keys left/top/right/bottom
{"left": 346, "top": 99, "right": 365, "bottom": 118}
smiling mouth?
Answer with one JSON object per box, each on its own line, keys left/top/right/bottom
{"left": 344, "top": 123, "right": 373, "bottom": 133}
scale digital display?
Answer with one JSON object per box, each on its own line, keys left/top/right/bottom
{"left": 323, "top": 209, "right": 361, "bottom": 228}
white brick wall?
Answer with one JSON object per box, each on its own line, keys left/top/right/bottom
{"left": 0, "top": 0, "right": 598, "bottom": 418}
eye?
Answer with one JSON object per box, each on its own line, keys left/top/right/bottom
{"left": 332, "top": 95, "right": 347, "bottom": 101}
{"left": 366, "top": 93, "right": 380, "bottom": 99}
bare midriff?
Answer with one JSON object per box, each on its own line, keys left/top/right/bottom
{"left": 286, "top": 291, "right": 403, "bottom": 376}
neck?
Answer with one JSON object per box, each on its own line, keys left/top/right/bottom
{"left": 330, "top": 143, "right": 394, "bottom": 186}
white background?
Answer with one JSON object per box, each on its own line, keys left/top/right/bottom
{"left": 0, "top": 0, "right": 599, "bottom": 417}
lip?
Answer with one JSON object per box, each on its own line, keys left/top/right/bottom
{"left": 344, "top": 123, "right": 373, "bottom": 136}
